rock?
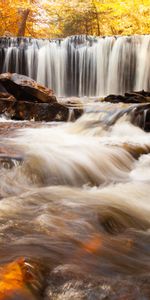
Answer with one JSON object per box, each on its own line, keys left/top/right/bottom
{"left": 58, "top": 97, "right": 84, "bottom": 120}
{"left": 45, "top": 265, "right": 150, "bottom": 300}
{"left": 130, "top": 103, "right": 150, "bottom": 132}
{"left": 0, "top": 98, "right": 83, "bottom": 122}
{"left": 0, "top": 98, "right": 15, "bottom": 114}
{"left": 0, "top": 91, "right": 15, "bottom": 101}
{"left": 0, "top": 82, "right": 8, "bottom": 92}
{"left": 125, "top": 90, "right": 150, "bottom": 98}
{"left": 103, "top": 94, "right": 125, "bottom": 103}
{"left": 0, "top": 74, "right": 83, "bottom": 122}
{"left": 103, "top": 91, "right": 150, "bottom": 104}
{"left": 5, "top": 100, "right": 69, "bottom": 122}
{"left": 0, "top": 73, "right": 57, "bottom": 104}
{"left": 0, "top": 155, "right": 22, "bottom": 169}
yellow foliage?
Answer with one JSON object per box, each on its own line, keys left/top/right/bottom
{"left": 0, "top": 0, "right": 149, "bottom": 37}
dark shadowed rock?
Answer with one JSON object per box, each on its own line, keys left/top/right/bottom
{"left": 0, "top": 75, "right": 83, "bottom": 122}
{"left": 5, "top": 100, "right": 69, "bottom": 122}
{"left": 45, "top": 264, "right": 150, "bottom": 300}
{"left": 0, "top": 98, "right": 83, "bottom": 122}
{"left": 104, "top": 94, "right": 125, "bottom": 103}
{"left": 0, "top": 155, "right": 23, "bottom": 169}
{"left": 103, "top": 91, "right": 150, "bottom": 104}
{"left": 0, "top": 91, "right": 15, "bottom": 101}
{"left": 58, "top": 97, "right": 84, "bottom": 121}
{"left": 0, "top": 82, "right": 7, "bottom": 92}
{"left": 0, "top": 73, "right": 57, "bottom": 104}
{"left": 125, "top": 91, "right": 150, "bottom": 98}
{"left": 130, "top": 103, "right": 150, "bottom": 132}
{"left": 0, "top": 98, "right": 15, "bottom": 114}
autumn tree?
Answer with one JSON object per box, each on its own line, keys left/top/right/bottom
{"left": 0, "top": 0, "right": 149, "bottom": 38}
{"left": 0, "top": 0, "right": 46, "bottom": 37}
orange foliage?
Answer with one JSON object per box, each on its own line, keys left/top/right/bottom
{"left": 82, "top": 234, "right": 102, "bottom": 254}
{"left": 0, "top": 258, "right": 35, "bottom": 299}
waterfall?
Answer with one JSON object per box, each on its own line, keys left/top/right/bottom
{"left": 0, "top": 35, "right": 150, "bottom": 96}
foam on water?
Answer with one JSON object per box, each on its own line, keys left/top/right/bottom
{"left": 0, "top": 99, "right": 150, "bottom": 297}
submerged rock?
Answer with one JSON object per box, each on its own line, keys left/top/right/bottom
{"left": 0, "top": 155, "right": 22, "bottom": 169}
{"left": 45, "top": 264, "right": 150, "bottom": 300}
{"left": 0, "top": 73, "right": 57, "bottom": 104}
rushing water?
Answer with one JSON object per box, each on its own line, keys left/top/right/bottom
{"left": 0, "top": 35, "right": 150, "bottom": 96}
{"left": 0, "top": 101, "right": 150, "bottom": 298}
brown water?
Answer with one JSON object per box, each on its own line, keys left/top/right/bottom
{"left": 0, "top": 102, "right": 150, "bottom": 299}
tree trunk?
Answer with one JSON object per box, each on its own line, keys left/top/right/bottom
{"left": 91, "top": 1, "right": 100, "bottom": 36}
{"left": 17, "top": 9, "right": 30, "bottom": 37}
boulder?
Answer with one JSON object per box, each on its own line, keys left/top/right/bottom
{"left": 0, "top": 73, "right": 57, "bottom": 104}
{"left": 103, "top": 91, "right": 150, "bottom": 104}
{"left": 58, "top": 97, "right": 83, "bottom": 121}
{"left": 0, "top": 82, "right": 8, "bottom": 92}
{"left": 130, "top": 103, "right": 150, "bottom": 132}
{"left": 0, "top": 91, "right": 15, "bottom": 101}
{"left": 0, "top": 74, "right": 84, "bottom": 122}
{"left": 103, "top": 94, "right": 125, "bottom": 103}
{"left": 4, "top": 100, "right": 69, "bottom": 122}
{"left": 0, "top": 98, "right": 83, "bottom": 122}
{"left": 0, "top": 98, "right": 15, "bottom": 115}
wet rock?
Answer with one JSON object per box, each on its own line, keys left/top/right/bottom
{"left": 45, "top": 265, "right": 150, "bottom": 300}
{"left": 103, "top": 90, "right": 150, "bottom": 104}
{"left": 0, "top": 98, "right": 82, "bottom": 122}
{"left": 0, "top": 73, "right": 57, "bottom": 104}
{"left": 0, "top": 91, "right": 15, "bottom": 101}
{"left": 130, "top": 103, "right": 150, "bottom": 132}
{"left": 103, "top": 94, "right": 125, "bottom": 103}
{"left": 0, "top": 155, "right": 22, "bottom": 169}
{"left": 0, "top": 75, "right": 83, "bottom": 122}
{"left": 0, "top": 98, "right": 15, "bottom": 114}
{"left": 7, "top": 100, "right": 69, "bottom": 122}
{"left": 58, "top": 97, "right": 84, "bottom": 120}
{"left": 73, "top": 108, "right": 83, "bottom": 120}
{"left": 0, "top": 82, "right": 7, "bottom": 92}
{"left": 125, "top": 90, "right": 150, "bottom": 98}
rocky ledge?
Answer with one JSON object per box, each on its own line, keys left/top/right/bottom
{"left": 103, "top": 90, "right": 150, "bottom": 104}
{"left": 0, "top": 73, "right": 83, "bottom": 122}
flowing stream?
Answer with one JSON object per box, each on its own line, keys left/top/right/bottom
{"left": 0, "top": 100, "right": 150, "bottom": 298}
{"left": 0, "top": 35, "right": 150, "bottom": 96}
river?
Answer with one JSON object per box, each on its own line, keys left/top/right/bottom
{"left": 0, "top": 100, "right": 150, "bottom": 298}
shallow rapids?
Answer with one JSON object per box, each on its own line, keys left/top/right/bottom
{"left": 0, "top": 103, "right": 150, "bottom": 299}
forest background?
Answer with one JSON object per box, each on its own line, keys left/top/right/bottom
{"left": 0, "top": 0, "right": 150, "bottom": 38}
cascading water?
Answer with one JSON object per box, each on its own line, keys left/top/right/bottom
{"left": 1, "top": 101, "right": 150, "bottom": 298}
{"left": 0, "top": 33, "right": 150, "bottom": 298}
{"left": 0, "top": 35, "right": 150, "bottom": 96}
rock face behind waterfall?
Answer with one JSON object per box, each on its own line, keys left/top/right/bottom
{"left": 0, "top": 73, "right": 57, "bottom": 103}
{"left": 0, "top": 73, "right": 73, "bottom": 121}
